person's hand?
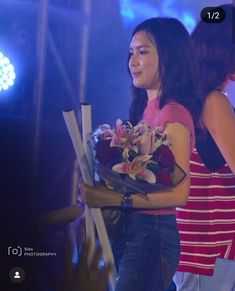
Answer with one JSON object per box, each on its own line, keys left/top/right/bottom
{"left": 58, "top": 239, "right": 112, "bottom": 291}
{"left": 80, "top": 180, "right": 122, "bottom": 208}
{"left": 76, "top": 239, "right": 112, "bottom": 291}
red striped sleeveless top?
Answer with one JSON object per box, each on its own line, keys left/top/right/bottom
{"left": 176, "top": 148, "right": 235, "bottom": 275}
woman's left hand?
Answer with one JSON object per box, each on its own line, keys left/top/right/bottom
{"left": 80, "top": 180, "right": 123, "bottom": 208}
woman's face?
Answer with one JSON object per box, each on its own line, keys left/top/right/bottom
{"left": 129, "top": 30, "right": 160, "bottom": 92}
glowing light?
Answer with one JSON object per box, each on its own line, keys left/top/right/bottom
{"left": 119, "top": 0, "right": 197, "bottom": 33}
{"left": 119, "top": 0, "right": 159, "bottom": 23}
{"left": 182, "top": 13, "right": 196, "bottom": 33}
{"left": 0, "top": 52, "right": 16, "bottom": 92}
{"left": 72, "top": 244, "right": 78, "bottom": 264}
{"left": 120, "top": 0, "right": 135, "bottom": 20}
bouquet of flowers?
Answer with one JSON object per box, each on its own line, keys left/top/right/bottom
{"left": 92, "top": 119, "right": 186, "bottom": 194}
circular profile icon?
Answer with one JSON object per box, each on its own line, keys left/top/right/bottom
{"left": 9, "top": 267, "right": 25, "bottom": 283}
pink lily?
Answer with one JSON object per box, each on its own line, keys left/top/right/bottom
{"left": 107, "top": 119, "right": 138, "bottom": 151}
{"left": 139, "top": 130, "right": 156, "bottom": 155}
{"left": 112, "top": 154, "right": 156, "bottom": 183}
{"left": 135, "top": 125, "right": 169, "bottom": 154}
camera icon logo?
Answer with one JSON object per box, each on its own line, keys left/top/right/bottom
{"left": 8, "top": 246, "right": 23, "bottom": 256}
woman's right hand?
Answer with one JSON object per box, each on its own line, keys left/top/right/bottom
{"left": 79, "top": 179, "right": 123, "bottom": 208}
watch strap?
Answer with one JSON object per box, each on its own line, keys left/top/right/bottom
{"left": 121, "top": 194, "right": 133, "bottom": 209}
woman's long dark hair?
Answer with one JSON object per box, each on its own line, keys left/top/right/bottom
{"left": 191, "top": 4, "right": 235, "bottom": 171}
{"left": 191, "top": 4, "right": 235, "bottom": 102}
{"left": 128, "top": 17, "right": 202, "bottom": 126}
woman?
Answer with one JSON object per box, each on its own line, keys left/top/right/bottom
{"left": 174, "top": 4, "right": 235, "bottom": 291}
{"left": 82, "top": 17, "right": 201, "bottom": 291}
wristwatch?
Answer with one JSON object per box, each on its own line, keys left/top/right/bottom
{"left": 121, "top": 194, "right": 133, "bottom": 209}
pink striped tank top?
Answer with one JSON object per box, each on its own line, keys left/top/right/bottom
{"left": 176, "top": 148, "right": 235, "bottom": 275}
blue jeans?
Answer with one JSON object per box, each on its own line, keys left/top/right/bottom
{"left": 174, "top": 258, "right": 235, "bottom": 291}
{"left": 113, "top": 212, "right": 180, "bottom": 291}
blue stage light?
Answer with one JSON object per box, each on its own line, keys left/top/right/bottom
{"left": 120, "top": 0, "right": 135, "bottom": 20}
{"left": 0, "top": 51, "right": 16, "bottom": 92}
{"left": 119, "top": 0, "right": 197, "bottom": 33}
{"left": 120, "top": 0, "right": 159, "bottom": 23}
{"left": 182, "top": 13, "right": 196, "bottom": 33}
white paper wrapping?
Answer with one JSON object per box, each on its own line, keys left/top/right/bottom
{"left": 81, "top": 103, "right": 94, "bottom": 176}
{"left": 63, "top": 109, "right": 116, "bottom": 290}
{"left": 80, "top": 104, "right": 96, "bottom": 263}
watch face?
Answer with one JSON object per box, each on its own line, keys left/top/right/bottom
{"left": 124, "top": 195, "right": 133, "bottom": 208}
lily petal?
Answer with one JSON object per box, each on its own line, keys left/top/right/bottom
{"left": 112, "top": 162, "right": 130, "bottom": 174}
{"left": 138, "top": 168, "right": 156, "bottom": 183}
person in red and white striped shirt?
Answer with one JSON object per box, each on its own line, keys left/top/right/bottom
{"left": 174, "top": 4, "right": 235, "bottom": 291}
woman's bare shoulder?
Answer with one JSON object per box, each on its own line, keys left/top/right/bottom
{"left": 205, "top": 90, "right": 232, "bottom": 109}
{"left": 203, "top": 90, "right": 234, "bottom": 123}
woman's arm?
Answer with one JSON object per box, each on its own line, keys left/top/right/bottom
{"left": 203, "top": 90, "right": 235, "bottom": 174}
{"left": 83, "top": 122, "right": 191, "bottom": 209}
